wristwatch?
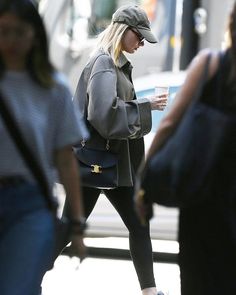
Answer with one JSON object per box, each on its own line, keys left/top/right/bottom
{"left": 69, "top": 217, "right": 87, "bottom": 235}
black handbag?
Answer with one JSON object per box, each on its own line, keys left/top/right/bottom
{"left": 73, "top": 53, "right": 119, "bottom": 189}
{"left": 0, "top": 91, "right": 71, "bottom": 261}
{"left": 139, "top": 53, "right": 236, "bottom": 208}
{"left": 74, "top": 142, "right": 118, "bottom": 189}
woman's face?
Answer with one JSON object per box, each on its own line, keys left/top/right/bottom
{"left": 121, "top": 27, "right": 144, "bottom": 54}
{"left": 0, "top": 12, "right": 35, "bottom": 70}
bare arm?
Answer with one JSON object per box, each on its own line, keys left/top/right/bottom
{"left": 135, "top": 49, "right": 220, "bottom": 223}
{"left": 55, "top": 145, "right": 86, "bottom": 260}
{"left": 147, "top": 49, "right": 219, "bottom": 160}
{"left": 55, "top": 146, "right": 84, "bottom": 218}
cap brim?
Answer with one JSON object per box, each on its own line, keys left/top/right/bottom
{"left": 137, "top": 27, "right": 158, "bottom": 43}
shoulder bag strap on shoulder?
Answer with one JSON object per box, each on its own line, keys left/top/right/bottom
{"left": 193, "top": 53, "right": 211, "bottom": 103}
{"left": 0, "top": 91, "right": 56, "bottom": 212}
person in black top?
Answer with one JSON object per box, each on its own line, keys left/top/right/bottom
{"left": 135, "top": 2, "right": 236, "bottom": 295}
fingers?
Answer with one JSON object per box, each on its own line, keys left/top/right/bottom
{"left": 135, "top": 189, "right": 148, "bottom": 225}
{"left": 79, "top": 248, "right": 87, "bottom": 263}
{"left": 66, "top": 244, "right": 87, "bottom": 261}
{"left": 149, "top": 96, "right": 168, "bottom": 110}
{"left": 156, "top": 101, "right": 167, "bottom": 110}
{"left": 66, "top": 236, "right": 88, "bottom": 261}
{"left": 156, "top": 97, "right": 168, "bottom": 102}
{"left": 157, "top": 94, "right": 168, "bottom": 99}
{"left": 148, "top": 95, "right": 168, "bottom": 102}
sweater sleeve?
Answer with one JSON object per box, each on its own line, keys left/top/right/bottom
{"left": 53, "top": 80, "right": 89, "bottom": 149}
{"left": 87, "top": 54, "right": 152, "bottom": 140}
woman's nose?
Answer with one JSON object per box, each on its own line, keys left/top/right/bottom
{"left": 139, "top": 40, "right": 144, "bottom": 47}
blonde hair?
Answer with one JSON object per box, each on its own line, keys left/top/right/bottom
{"left": 93, "top": 22, "right": 128, "bottom": 66}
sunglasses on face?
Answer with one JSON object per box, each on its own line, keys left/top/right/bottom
{"left": 129, "top": 27, "right": 144, "bottom": 45}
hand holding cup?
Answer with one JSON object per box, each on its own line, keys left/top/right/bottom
{"left": 148, "top": 86, "right": 169, "bottom": 111}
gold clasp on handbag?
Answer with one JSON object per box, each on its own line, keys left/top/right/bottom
{"left": 91, "top": 165, "right": 102, "bottom": 174}
{"left": 81, "top": 139, "right": 86, "bottom": 147}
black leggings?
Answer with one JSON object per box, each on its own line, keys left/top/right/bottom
{"left": 80, "top": 186, "right": 156, "bottom": 290}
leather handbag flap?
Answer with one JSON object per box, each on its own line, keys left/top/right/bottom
{"left": 75, "top": 146, "right": 117, "bottom": 169}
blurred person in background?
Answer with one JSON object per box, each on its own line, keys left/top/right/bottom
{"left": 0, "top": 1, "right": 87, "bottom": 294}
{"left": 135, "top": 2, "right": 236, "bottom": 295}
{"left": 71, "top": 4, "right": 167, "bottom": 295}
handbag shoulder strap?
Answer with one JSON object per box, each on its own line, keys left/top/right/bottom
{"left": 216, "top": 51, "right": 226, "bottom": 107}
{"left": 0, "top": 91, "right": 56, "bottom": 212}
{"left": 193, "top": 53, "right": 211, "bottom": 103}
{"left": 195, "top": 51, "right": 224, "bottom": 108}
{"left": 73, "top": 52, "right": 105, "bottom": 120}
{"left": 73, "top": 52, "right": 112, "bottom": 150}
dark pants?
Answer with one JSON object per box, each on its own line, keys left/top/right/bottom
{"left": 0, "top": 183, "right": 54, "bottom": 295}
{"left": 68, "top": 186, "right": 156, "bottom": 290}
{"left": 179, "top": 197, "right": 236, "bottom": 295}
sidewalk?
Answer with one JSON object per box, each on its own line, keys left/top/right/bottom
{"left": 42, "top": 238, "right": 180, "bottom": 295}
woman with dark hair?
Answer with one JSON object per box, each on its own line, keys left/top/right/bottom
{"left": 0, "top": 0, "right": 54, "bottom": 87}
{"left": 0, "top": 1, "right": 87, "bottom": 294}
{"left": 136, "top": 2, "right": 236, "bottom": 295}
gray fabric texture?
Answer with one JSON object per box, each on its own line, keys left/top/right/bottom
{"left": 73, "top": 50, "right": 152, "bottom": 186}
{"left": 0, "top": 71, "right": 87, "bottom": 188}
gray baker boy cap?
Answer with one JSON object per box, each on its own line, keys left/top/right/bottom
{"left": 112, "top": 4, "right": 158, "bottom": 43}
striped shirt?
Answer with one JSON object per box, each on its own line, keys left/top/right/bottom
{"left": 0, "top": 70, "right": 88, "bottom": 188}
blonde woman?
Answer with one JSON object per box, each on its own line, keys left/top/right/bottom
{"left": 71, "top": 5, "right": 167, "bottom": 295}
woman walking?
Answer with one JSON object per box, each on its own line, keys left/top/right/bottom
{"left": 71, "top": 5, "right": 167, "bottom": 295}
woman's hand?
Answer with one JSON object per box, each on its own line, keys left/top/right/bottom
{"left": 135, "top": 185, "right": 148, "bottom": 225}
{"left": 65, "top": 234, "right": 87, "bottom": 262}
{"left": 134, "top": 160, "right": 153, "bottom": 225}
{"left": 147, "top": 94, "right": 168, "bottom": 111}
